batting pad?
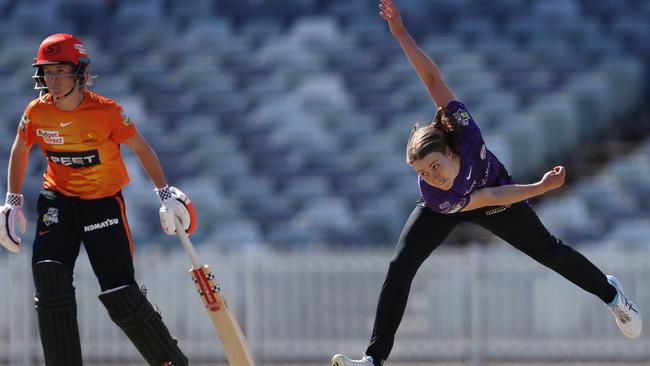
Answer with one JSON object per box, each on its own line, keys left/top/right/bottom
{"left": 33, "top": 261, "right": 83, "bottom": 366}
{"left": 99, "top": 284, "right": 188, "bottom": 366}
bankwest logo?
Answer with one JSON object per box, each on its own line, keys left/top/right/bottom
{"left": 84, "top": 218, "right": 119, "bottom": 232}
{"left": 46, "top": 149, "right": 100, "bottom": 168}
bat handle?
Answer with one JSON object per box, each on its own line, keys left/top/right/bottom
{"left": 174, "top": 217, "right": 202, "bottom": 269}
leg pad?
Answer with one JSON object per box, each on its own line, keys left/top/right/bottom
{"left": 99, "top": 284, "right": 188, "bottom": 366}
{"left": 33, "top": 261, "right": 83, "bottom": 366}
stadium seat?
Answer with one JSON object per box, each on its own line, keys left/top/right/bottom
{"left": 0, "top": 0, "right": 648, "bottom": 249}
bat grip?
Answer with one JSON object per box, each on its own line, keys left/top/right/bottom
{"left": 174, "top": 217, "right": 202, "bottom": 269}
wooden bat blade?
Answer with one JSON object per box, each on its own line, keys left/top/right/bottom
{"left": 190, "top": 265, "right": 255, "bottom": 366}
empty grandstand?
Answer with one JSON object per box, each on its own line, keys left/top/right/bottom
{"left": 0, "top": 0, "right": 648, "bottom": 364}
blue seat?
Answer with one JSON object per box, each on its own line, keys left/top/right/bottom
{"left": 289, "top": 16, "right": 342, "bottom": 46}
{"left": 290, "top": 198, "right": 357, "bottom": 234}
{"left": 452, "top": 17, "right": 496, "bottom": 40}
{"left": 280, "top": 176, "right": 331, "bottom": 203}
{"left": 8, "top": 2, "right": 60, "bottom": 35}
{"left": 185, "top": 17, "right": 232, "bottom": 41}
{"left": 165, "top": 0, "right": 214, "bottom": 22}
{"left": 577, "top": 35, "right": 624, "bottom": 64}
{"left": 357, "top": 197, "right": 417, "bottom": 244}
{"left": 266, "top": 224, "right": 316, "bottom": 247}
{"left": 604, "top": 219, "right": 650, "bottom": 249}
{"left": 574, "top": 180, "right": 639, "bottom": 225}
{"left": 527, "top": 95, "right": 580, "bottom": 160}
{"left": 562, "top": 74, "right": 613, "bottom": 140}
{"left": 596, "top": 57, "right": 644, "bottom": 116}
{"left": 341, "top": 15, "right": 387, "bottom": 47}
{"left": 496, "top": 120, "right": 546, "bottom": 179}
{"left": 207, "top": 219, "right": 264, "bottom": 247}
{"left": 111, "top": 4, "right": 166, "bottom": 36}
{"left": 240, "top": 196, "right": 294, "bottom": 233}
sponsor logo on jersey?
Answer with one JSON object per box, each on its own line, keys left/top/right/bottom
{"left": 37, "top": 129, "right": 64, "bottom": 144}
{"left": 480, "top": 160, "right": 491, "bottom": 186}
{"left": 43, "top": 207, "right": 59, "bottom": 226}
{"left": 485, "top": 205, "right": 510, "bottom": 216}
{"left": 464, "top": 180, "right": 477, "bottom": 196}
{"left": 439, "top": 198, "right": 466, "bottom": 214}
{"left": 439, "top": 201, "right": 451, "bottom": 211}
{"left": 84, "top": 218, "right": 119, "bottom": 232}
{"left": 447, "top": 198, "right": 466, "bottom": 213}
{"left": 46, "top": 149, "right": 100, "bottom": 168}
{"left": 453, "top": 108, "right": 470, "bottom": 126}
{"left": 121, "top": 111, "right": 132, "bottom": 126}
{"left": 19, "top": 114, "right": 29, "bottom": 132}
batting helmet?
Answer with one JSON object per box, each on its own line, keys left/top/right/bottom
{"left": 32, "top": 33, "right": 91, "bottom": 96}
{"left": 33, "top": 33, "right": 90, "bottom": 66}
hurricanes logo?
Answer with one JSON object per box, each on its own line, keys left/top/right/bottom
{"left": 43, "top": 207, "right": 59, "bottom": 226}
{"left": 453, "top": 108, "right": 470, "bottom": 126}
{"left": 44, "top": 44, "right": 59, "bottom": 56}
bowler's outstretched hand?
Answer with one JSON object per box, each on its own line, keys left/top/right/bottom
{"left": 379, "top": 0, "right": 406, "bottom": 36}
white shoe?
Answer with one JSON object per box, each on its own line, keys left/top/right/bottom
{"left": 331, "top": 354, "right": 375, "bottom": 366}
{"left": 606, "top": 275, "right": 642, "bottom": 339}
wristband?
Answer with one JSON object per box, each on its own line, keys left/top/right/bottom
{"left": 154, "top": 185, "right": 172, "bottom": 202}
{"left": 5, "top": 193, "right": 23, "bottom": 207}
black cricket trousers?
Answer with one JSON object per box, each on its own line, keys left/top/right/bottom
{"left": 365, "top": 197, "right": 617, "bottom": 363}
{"left": 32, "top": 189, "right": 137, "bottom": 291}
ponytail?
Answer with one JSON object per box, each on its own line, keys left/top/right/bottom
{"left": 432, "top": 107, "right": 462, "bottom": 154}
{"left": 406, "top": 107, "right": 463, "bottom": 164}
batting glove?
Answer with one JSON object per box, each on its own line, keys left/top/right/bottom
{"left": 0, "top": 193, "right": 27, "bottom": 253}
{"left": 155, "top": 185, "right": 196, "bottom": 235}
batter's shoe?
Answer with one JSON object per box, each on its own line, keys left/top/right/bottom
{"left": 331, "top": 354, "right": 376, "bottom": 366}
{"left": 606, "top": 275, "right": 642, "bottom": 339}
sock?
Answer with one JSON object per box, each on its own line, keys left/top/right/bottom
{"left": 607, "top": 289, "right": 619, "bottom": 307}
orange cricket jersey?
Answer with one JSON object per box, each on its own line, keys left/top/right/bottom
{"left": 18, "top": 91, "right": 136, "bottom": 199}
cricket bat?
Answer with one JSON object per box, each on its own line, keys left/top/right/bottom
{"left": 175, "top": 218, "right": 255, "bottom": 366}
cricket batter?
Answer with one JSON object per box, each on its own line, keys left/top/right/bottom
{"left": 332, "top": 1, "right": 642, "bottom": 365}
{"left": 0, "top": 33, "right": 196, "bottom": 365}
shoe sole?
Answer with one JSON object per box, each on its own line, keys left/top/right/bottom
{"left": 331, "top": 354, "right": 344, "bottom": 366}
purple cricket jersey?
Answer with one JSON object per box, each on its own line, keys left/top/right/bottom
{"left": 419, "top": 101, "right": 509, "bottom": 214}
